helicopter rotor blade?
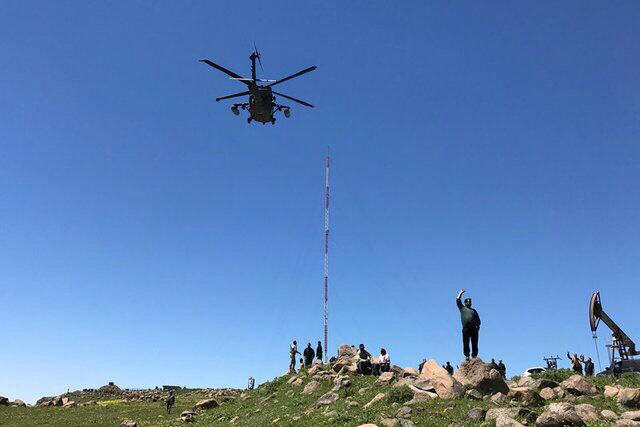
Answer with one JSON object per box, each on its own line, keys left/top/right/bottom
{"left": 200, "top": 59, "right": 250, "bottom": 86}
{"left": 254, "top": 42, "right": 264, "bottom": 72}
{"left": 216, "top": 90, "right": 251, "bottom": 102}
{"left": 272, "top": 91, "right": 314, "bottom": 108}
{"left": 268, "top": 66, "right": 317, "bottom": 88}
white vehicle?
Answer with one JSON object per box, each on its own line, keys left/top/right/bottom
{"left": 522, "top": 367, "right": 547, "bottom": 377}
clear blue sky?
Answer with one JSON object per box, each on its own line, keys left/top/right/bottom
{"left": 1, "top": 1, "right": 639, "bottom": 403}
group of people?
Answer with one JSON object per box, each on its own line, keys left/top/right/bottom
{"left": 289, "top": 340, "right": 324, "bottom": 373}
{"left": 354, "top": 344, "right": 391, "bottom": 376}
{"left": 567, "top": 352, "right": 595, "bottom": 376}
{"left": 284, "top": 290, "right": 592, "bottom": 380}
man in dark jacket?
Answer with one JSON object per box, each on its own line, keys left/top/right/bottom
{"left": 316, "top": 341, "right": 323, "bottom": 362}
{"left": 166, "top": 389, "right": 175, "bottom": 413}
{"left": 456, "top": 289, "right": 481, "bottom": 360}
{"left": 444, "top": 361, "right": 454, "bottom": 375}
{"left": 498, "top": 360, "right": 506, "bottom": 379}
{"left": 303, "top": 342, "right": 315, "bottom": 368}
{"left": 584, "top": 357, "right": 595, "bottom": 376}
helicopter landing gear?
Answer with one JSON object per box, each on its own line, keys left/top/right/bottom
{"left": 247, "top": 117, "right": 252, "bottom": 124}
{"left": 271, "top": 118, "right": 276, "bottom": 125}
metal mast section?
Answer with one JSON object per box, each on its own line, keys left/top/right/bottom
{"left": 324, "top": 147, "right": 330, "bottom": 363}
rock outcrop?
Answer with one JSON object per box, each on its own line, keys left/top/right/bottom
{"left": 453, "top": 358, "right": 509, "bottom": 395}
{"left": 419, "top": 359, "right": 465, "bottom": 399}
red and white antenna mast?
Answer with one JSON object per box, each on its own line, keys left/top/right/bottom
{"left": 323, "top": 146, "right": 330, "bottom": 362}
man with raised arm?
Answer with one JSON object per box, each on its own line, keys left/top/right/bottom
{"left": 456, "top": 289, "right": 481, "bottom": 360}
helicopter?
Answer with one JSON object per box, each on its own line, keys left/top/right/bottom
{"left": 200, "top": 49, "right": 316, "bottom": 125}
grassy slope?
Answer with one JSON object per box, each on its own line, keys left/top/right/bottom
{"left": 2, "top": 369, "right": 639, "bottom": 427}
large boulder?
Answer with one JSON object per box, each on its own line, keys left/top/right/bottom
{"left": 419, "top": 359, "right": 465, "bottom": 399}
{"left": 536, "top": 403, "right": 586, "bottom": 427}
{"left": 560, "top": 375, "right": 597, "bottom": 395}
{"left": 0, "top": 397, "right": 8, "bottom": 406}
{"left": 193, "top": 398, "right": 219, "bottom": 412}
{"left": 453, "top": 358, "right": 509, "bottom": 395}
{"left": 13, "top": 399, "right": 26, "bottom": 407}
{"left": 99, "top": 383, "right": 123, "bottom": 395}
{"left": 618, "top": 388, "right": 640, "bottom": 408}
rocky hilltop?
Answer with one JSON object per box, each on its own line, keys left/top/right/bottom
{"left": 1, "top": 344, "right": 640, "bottom": 426}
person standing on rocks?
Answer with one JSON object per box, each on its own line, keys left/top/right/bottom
{"left": 498, "top": 360, "right": 506, "bottom": 378}
{"left": 303, "top": 342, "right": 315, "bottom": 368}
{"left": 567, "top": 352, "right": 583, "bottom": 374}
{"left": 356, "top": 344, "right": 372, "bottom": 375}
{"left": 316, "top": 341, "right": 323, "bottom": 363}
{"left": 290, "top": 340, "right": 301, "bottom": 372}
{"left": 584, "top": 356, "right": 595, "bottom": 376}
{"left": 456, "top": 288, "right": 481, "bottom": 360}
{"left": 444, "top": 361, "right": 454, "bottom": 375}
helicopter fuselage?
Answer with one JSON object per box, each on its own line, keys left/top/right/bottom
{"left": 248, "top": 85, "right": 274, "bottom": 123}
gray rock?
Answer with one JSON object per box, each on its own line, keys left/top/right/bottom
{"left": 485, "top": 407, "right": 530, "bottom": 422}
{"left": 303, "top": 380, "right": 321, "bottom": 395}
{"left": 193, "top": 398, "right": 219, "bottom": 412}
{"left": 559, "top": 375, "right": 597, "bottom": 396}
{"left": 575, "top": 403, "right": 599, "bottom": 422}
{"left": 536, "top": 402, "right": 586, "bottom": 427}
{"left": 466, "top": 389, "right": 483, "bottom": 400}
{"left": 396, "top": 406, "right": 412, "bottom": 418}
{"left": 316, "top": 391, "right": 339, "bottom": 406}
{"left": 398, "top": 420, "right": 416, "bottom": 427}
{"left": 467, "top": 407, "right": 487, "bottom": 421}
{"left": 491, "top": 392, "right": 507, "bottom": 404}
{"left": 12, "top": 399, "right": 26, "bottom": 407}
{"left": 120, "top": 421, "right": 137, "bottom": 427}
{"left": 508, "top": 387, "right": 544, "bottom": 407}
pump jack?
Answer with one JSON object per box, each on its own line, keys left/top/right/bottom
{"left": 589, "top": 291, "right": 640, "bottom": 375}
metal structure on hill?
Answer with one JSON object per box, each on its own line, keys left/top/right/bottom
{"left": 589, "top": 291, "right": 640, "bottom": 375}
{"left": 324, "top": 147, "right": 330, "bottom": 363}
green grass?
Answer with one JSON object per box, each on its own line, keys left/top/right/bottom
{"left": 3, "top": 370, "right": 640, "bottom": 426}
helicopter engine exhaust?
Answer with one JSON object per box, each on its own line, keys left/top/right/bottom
{"left": 231, "top": 106, "right": 240, "bottom": 115}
